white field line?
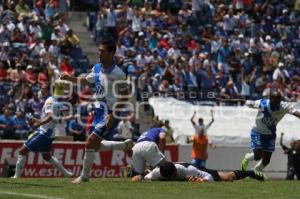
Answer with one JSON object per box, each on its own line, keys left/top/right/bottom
{"left": 0, "top": 190, "right": 64, "bottom": 199}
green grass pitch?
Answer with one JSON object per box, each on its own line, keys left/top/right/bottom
{"left": 0, "top": 178, "right": 299, "bottom": 199}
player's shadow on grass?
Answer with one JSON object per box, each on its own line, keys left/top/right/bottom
{"left": 0, "top": 181, "right": 63, "bottom": 189}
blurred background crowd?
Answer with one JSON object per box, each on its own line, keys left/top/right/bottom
{"left": 1, "top": 0, "right": 300, "bottom": 142}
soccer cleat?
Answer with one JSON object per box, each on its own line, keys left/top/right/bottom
{"left": 10, "top": 175, "right": 18, "bottom": 179}
{"left": 252, "top": 171, "right": 268, "bottom": 181}
{"left": 241, "top": 157, "right": 250, "bottom": 171}
{"left": 71, "top": 176, "right": 89, "bottom": 184}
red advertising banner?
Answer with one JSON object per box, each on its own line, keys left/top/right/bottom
{"left": 0, "top": 141, "right": 178, "bottom": 178}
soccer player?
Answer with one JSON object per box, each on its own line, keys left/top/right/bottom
{"left": 60, "top": 40, "right": 133, "bottom": 183}
{"left": 130, "top": 127, "right": 167, "bottom": 180}
{"left": 241, "top": 90, "right": 300, "bottom": 172}
{"left": 142, "top": 161, "right": 267, "bottom": 182}
{"left": 12, "top": 80, "right": 73, "bottom": 178}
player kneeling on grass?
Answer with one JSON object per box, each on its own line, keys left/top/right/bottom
{"left": 130, "top": 126, "right": 167, "bottom": 181}
{"left": 12, "top": 80, "right": 73, "bottom": 178}
{"left": 139, "top": 162, "right": 268, "bottom": 182}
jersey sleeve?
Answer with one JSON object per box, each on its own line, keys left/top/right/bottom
{"left": 144, "top": 167, "right": 161, "bottom": 181}
{"left": 245, "top": 100, "right": 260, "bottom": 109}
{"left": 86, "top": 66, "right": 95, "bottom": 83}
{"left": 44, "top": 98, "right": 54, "bottom": 114}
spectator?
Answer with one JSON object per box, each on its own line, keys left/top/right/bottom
{"left": 15, "top": 0, "right": 31, "bottom": 17}
{"left": 188, "top": 110, "right": 216, "bottom": 168}
{"left": 28, "top": 92, "right": 44, "bottom": 117}
{"left": 280, "top": 133, "right": 300, "bottom": 180}
{"left": 113, "top": 118, "right": 134, "bottom": 141}
{"left": 273, "top": 62, "right": 290, "bottom": 84}
{"left": 24, "top": 65, "right": 37, "bottom": 84}
{"left": 162, "top": 120, "right": 174, "bottom": 143}
{"left": 68, "top": 115, "right": 86, "bottom": 142}
{"left": 13, "top": 110, "right": 30, "bottom": 140}
{"left": 219, "top": 80, "right": 241, "bottom": 100}
{"left": 0, "top": 106, "right": 15, "bottom": 139}
{"left": 0, "top": 62, "right": 7, "bottom": 80}
{"left": 59, "top": 56, "right": 74, "bottom": 75}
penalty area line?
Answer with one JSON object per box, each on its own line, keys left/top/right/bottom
{"left": 0, "top": 190, "right": 64, "bottom": 199}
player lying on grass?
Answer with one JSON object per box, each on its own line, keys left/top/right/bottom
{"left": 12, "top": 80, "right": 73, "bottom": 178}
{"left": 133, "top": 161, "right": 267, "bottom": 182}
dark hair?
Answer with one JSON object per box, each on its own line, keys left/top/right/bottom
{"left": 270, "top": 89, "right": 282, "bottom": 98}
{"left": 198, "top": 118, "right": 203, "bottom": 124}
{"left": 100, "top": 40, "right": 117, "bottom": 53}
{"left": 160, "top": 162, "right": 176, "bottom": 179}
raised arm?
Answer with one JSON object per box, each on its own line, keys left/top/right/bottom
{"left": 280, "top": 132, "right": 289, "bottom": 151}
{"left": 206, "top": 110, "right": 214, "bottom": 129}
{"left": 190, "top": 111, "right": 196, "bottom": 126}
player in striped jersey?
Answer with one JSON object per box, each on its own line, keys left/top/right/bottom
{"left": 241, "top": 90, "right": 300, "bottom": 171}
{"left": 60, "top": 40, "right": 133, "bottom": 183}
{"left": 12, "top": 80, "right": 73, "bottom": 178}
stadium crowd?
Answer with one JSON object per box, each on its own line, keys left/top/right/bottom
{"left": 87, "top": 0, "right": 300, "bottom": 104}
{"left": 0, "top": 0, "right": 92, "bottom": 140}
{"left": 1, "top": 0, "right": 300, "bottom": 143}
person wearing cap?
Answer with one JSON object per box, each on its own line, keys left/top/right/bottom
{"left": 272, "top": 62, "right": 290, "bottom": 83}
{"left": 12, "top": 79, "right": 74, "bottom": 179}
{"left": 25, "top": 65, "right": 37, "bottom": 84}
{"left": 60, "top": 39, "right": 133, "bottom": 184}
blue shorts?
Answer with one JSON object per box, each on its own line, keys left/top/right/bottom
{"left": 24, "top": 130, "right": 54, "bottom": 153}
{"left": 91, "top": 116, "right": 121, "bottom": 140}
{"left": 191, "top": 158, "right": 206, "bottom": 168}
{"left": 250, "top": 130, "right": 276, "bottom": 152}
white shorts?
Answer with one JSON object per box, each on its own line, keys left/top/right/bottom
{"left": 132, "top": 141, "right": 165, "bottom": 174}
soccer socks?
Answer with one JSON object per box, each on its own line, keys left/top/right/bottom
{"left": 254, "top": 160, "right": 265, "bottom": 171}
{"left": 49, "top": 156, "right": 72, "bottom": 177}
{"left": 245, "top": 152, "right": 255, "bottom": 161}
{"left": 233, "top": 170, "right": 266, "bottom": 181}
{"left": 98, "top": 140, "right": 132, "bottom": 151}
{"left": 81, "top": 149, "right": 95, "bottom": 179}
{"left": 13, "top": 155, "right": 26, "bottom": 178}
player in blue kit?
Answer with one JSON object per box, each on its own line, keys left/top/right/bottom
{"left": 12, "top": 80, "right": 73, "bottom": 178}
{"left": 61, "top": 40, "right": 133, "bottom": 183}
{"left": 131, "top": 127, "right": 167, "bottom": 181}
{"left": 241, "top": 90, "right": 300, "bottom": 171}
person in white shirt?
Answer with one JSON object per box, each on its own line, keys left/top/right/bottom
{"left": 134, "top": 161, "right": 267, "bottom": 182}
{"left": 114, "top": 118, "right": 133, "bottom": 140}
{"left": 272, "top": 62, "right": 290, "bottom": 83}
{"left": 61, "top": 40, "right": 133, "bottom": 184}
{"left": 12, "top": 80, "right": 74, "bottom": 179}
{"left": 241, "top": 90, "right": 300, "bottom": 172}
